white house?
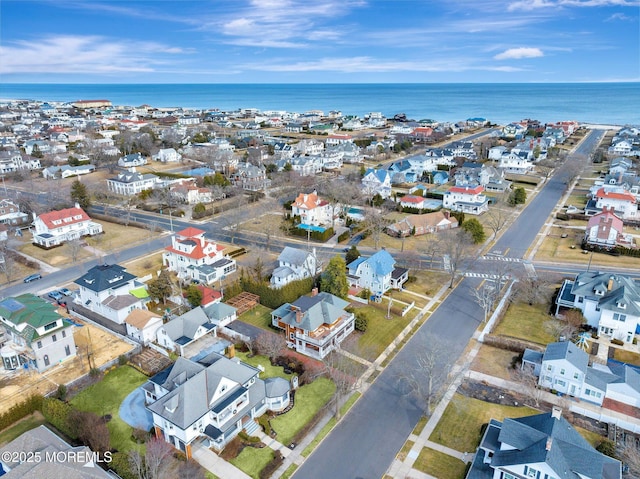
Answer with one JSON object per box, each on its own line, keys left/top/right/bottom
{"left": 556, "top": 271, "right": 640, "bottom": 343}
{"left": 466, "top": 408, "right": 621, "bottom": 479}
{"left": 498, "top": 151, "right": 534, "bottom": 173}
{"left": 361, "top": 169, "right": 392, "bottom": 199}
{"left": 153, "top": 148, "right": 182, "bottom": 163}
{"left": 270, "top": 247, "right": 318, "bottom": 288}
{"left": 163, "top": 227, "right": 236, "bottom": 284}
{"left": 32, "top": 204, "right": 103, "bottom": 248}
{"left": 443, "top": 185, "right": 489, "bottom": 215}
{"left": 291, "top": 191, "right": 333, "bottom": 227}
{"left": 74, "top": 264, "right": 148, "bottom": 326}
{"left": 125, "top": 309, "right": 163, "bottom": 345}
{"left": 593, "top": 187, "right": 637, "bottom": 220}
{"left": 118, "top": 152, "right": 147, "bottom": 167}
{"left": 346, "top": 249, "right": 408, "bottom": 294}
{"left": 271, "top": 292, "right": 355, "bottom": 359}
{"left": 145, "top": 352, "right": 288, "bottom": 457}
{"left": 107, "top": 169, "right": 161, "bottom": 196}
{"left": 156, "top": 307, "right": 217, "bottom": 357}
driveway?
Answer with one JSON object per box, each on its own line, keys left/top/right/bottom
{"left": 119, "top": 387, "right": 153, "bottom": 431}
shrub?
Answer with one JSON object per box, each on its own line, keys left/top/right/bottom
{"left": 131, "top": 427, "right": 150, "bottom": 443}
{"left": 56, "top": 384, "right": 68, "bottom": 401}
{"left": 0, "top": 394, "right": 43, "bottom": 431}
{"left": 258, "top": 415, "right": 273, "bottom": 436}
{"left": 109, "top": 452, "right": 137, "bottom": 479}
{"left": 118, "top": 355, "right": 128, "bottom": 366}
{"left": 42, "top": 397, "right": 76, "bottom": 438}
{"left": 238, "top": 431, "right": 261, "bottom": 443}
{"left": 337, "top": 230, "right": 350, "bottom": 243}
{"left": 596, "top": 439, "right": 618, "bottom": 458}
{"left": 354, "top": 311, "right": 369, "bottom": 332}
{"left": 259, "top": 451, "right": 283, "bottom": 479}
{"left": 89, "top": 367, "right": 103, "bottom": 378}
{"left": 611, "top": 338, "right": 624, "bottom": 346}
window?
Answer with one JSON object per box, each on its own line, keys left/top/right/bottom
{"left": 585, "top": 388, "right": 591, "bottom": 395}
{"left": 52, "top": 334, "right": 57, "bottom": 342}
{"left": 43, "top": 355, "right": 50, "bottom": 366}
{"left": 560, "top": 368, "right": 565, "bottom": 375}
{"left": 578, "top": 297, "right": 584, "bottom": 303}
{"left": 44, "top": 322, "right": 57, "bottom": 331}
{"left": 37, "top": 341, "right": 42, "bottom": 349}
{"left": 546, "top": 365, "right": 552, "bottom": 371}
{"left": 574, "top": 373, "right": 579, "bottom": 379}
{"left": 525, "top": 466, "right": 538, "bottom": 478}
{"left": 555, "top": 379, "right": 566, "bottom": 387}
{"left": 65, "top": 345, "right": 71, "bottom": 356}
{"left": 62, "top": 330, "right": 66, "bottom": 338}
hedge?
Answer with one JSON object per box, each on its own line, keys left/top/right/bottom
{"left": 41, "top": 397, "right": 76, "bottom": 439}
{"left": 241, "top": 277, "right": 314, "bottom": 309}
{"left": 337, "top": 231, "right": 350, "bottom": 243}
{"left": 0, "top": 394, "right": 43, "bottom": 431}
{"left": 288, "top": 226, "right": 334, "bottom": 242}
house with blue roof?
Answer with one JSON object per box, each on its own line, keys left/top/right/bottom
{"left": 467, "top": 408, "right": 620, "bottom": 479}
{"left": 346, "top": 249, "right": 408, "bottom": 294}
{"left": 362, "top": 168, "right": 392, "bottom": 199}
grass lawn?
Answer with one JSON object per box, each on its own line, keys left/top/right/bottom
{"left": 238, "top": 305, "right": 274, "bottom": 332}
{"left": 18, "top": 241, "right": 94, "bottom": 267}
{"left": 493, "top": 300, "right": 556, "bottom": 346}
{"left": 300, "top": 392, "right": 360, "bottom": 457}
{"left": 387, "top": 290, "right": 426, "bottom": 309}
{"left": 345, "top": 302, "right": 416, "bottom": 361}
{"left": 71, "top": 366, "right": 147, "bottom": 452}
{"left": 235, "top": 351, "right": 293, "bottom": 380}
{"left": 412, "top": 416, "right": 428, "bottom": 436}
{"left": 577, "top": 426, "right": 605, "bottom": 447}
{"left": 612, "top": 348, "right": 640, "bottom": 367}
{"left": 270, "top": 377, "right": 336, "bottom": 446}
{"left": 281, "top": 464, "right": 298, "bottom": 479}
{"left": 429, "top": 394, "right": 538, "bottom": 453}
{"left": 0, "top": 412, "right": 46, "bottom": 447}
{"left": 470, "top": 344, "right": 519, "bottom": 380}
{"left": 229, "top": 446, "right": 274, "bottom": 479}
{"left": 405, "top": 271, "right": 449, "bottom": 298}
{"left": 123, "top": 252, "right": 164, "bottom": 279}
{"left": 85, "top": 221, "right": 161, "bottom": 252}
{"left": 396, "top": 440, "right": 415, "bottom": 461}
{"left": 413, "top": 447, "right": 467, "bottom": 479}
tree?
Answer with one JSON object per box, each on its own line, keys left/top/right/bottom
{"left": 474, "top": 280, "right": 498, "bottom": 323}
{"left": 321, "top": 346, "right": 362, "bottom": 419}
{"left": 320, "top": 255, "right": 348, "bottom": 299}
{"left": 461, "top": 218, "right": 486, "bottom": 244}
{"left": 618, "top": 441, "right": 640, "bottom": 477}
{"left": 485, "top": 196, "right": 511, "bottom": 239}
{"left": 129, "top": 436, "right": 176, "bottom": 479}
{"left": 185, "top": 284, "right": 203, "bottom": 307}
{"left": 345, "top": 245, "right": 360, "bottom": 265}
{"left": 513, "top": 273, "right": 549, "bottom": 306}
{"left": 70, "top": 179, "right": 91, "bottom": 209}
{"left": 70, "top": 410, "right": 110, "bottom": 453}
{"left": 65, "top": 238, "right": 83, "bottom": 263}
{"left": 511, "top": 367, "right": 545, "bottom": 408}
{"left": 255, "top": 332, "right": 286, "bottom": 364}
{"left": 441, "top": 229, "right": 473, "bottom": 288}
{"left": 147, "top": 270, "right": 174, "bottom": 305}
{"left": 362, "top": 207, "right": 391, "bottom": 250}
{"left": 508, "top": 187, "right": 527, "bottom": 206}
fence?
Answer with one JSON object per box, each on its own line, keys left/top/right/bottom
{"left": 147, "top": 342, "right": 170, "bottom": 357}
{"left": 401, "top": 301, "right": 415, "bottom": 317}
{"left": 348, "top": 294, "right": 368, "bottom": 304}
{"left": 478, "top": 280, "right": 515, "bottom": 343}
{"left": 571, "top": 404, "right": 640, "bottom": 434}
{"left": 219, "top": 325, "right": 250, "bottom": 344}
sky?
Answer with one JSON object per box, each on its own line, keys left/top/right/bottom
{"left": 0, "top": 0, "right": 639, "bottom": 83}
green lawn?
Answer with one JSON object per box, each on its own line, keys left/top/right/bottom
{"left": 0, "top": 413, "right": 47, "bottom": 447}
{"left": 281, "top": 464, "right": 298, "bottom": 479}
{"left": 430, "top": 394, "right": 538, "bottom": 453}
{"left": 300, "top": 392, "right": 361, "bottom": 457}
{"left": 71, "top": 366, "right": 147, "bottom": 452}
{"left": 270, "top": 377, "right": 336, "bottom": 446}
{"left": 577, "top": 426, "right": 605, "bottom": 447}
{"left": 229, "top": 446, "right": 275, "bottom": 479}
{"left": 346, "top": 303, "right": 417, "bottom": 361}
{"left": 612, "top": 348, "right": 640, "bottom": 367}
{"left": 493, "top": 301, "right": 556, "bottom": 346}
{"left": 235, "top": 351, "right": 294, "bottom": 380}
{"left": 412, "top": 416, "right": 428, "bottom": 436}
{"left": 413, "top": 447, "right": 467, "bottom": 479}
{"left": 471, "top": 345, "right": 519, "bottom": 380}
{"left": 238, "top": 305, "right": 274, "bottom": 332}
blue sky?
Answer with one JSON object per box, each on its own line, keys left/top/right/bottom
{"left": 1, "top": 0, "right": 638, "bottom": 83}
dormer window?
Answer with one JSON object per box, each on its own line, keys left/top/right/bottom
{"left": 618, "top": 302, "right": 627, "bottom": 309}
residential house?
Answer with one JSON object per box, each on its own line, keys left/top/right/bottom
{"left": 156, "top": 307, "right": 217, "bottom": 357}
{"left": 271, "top": 292, "right": 355, "bottom": 359}
{"left": 153, "top": 148, "right": 182, "bottom": 162}
{"left": 523, "top": 341, "right": 640, "bottom": 409}
{"left": 0, "top": 150, "right": 41, "bottom": 173}
{"left": 170, "top": 180, "right": 213, "bottom": 205}
{"left": 118, "top": 152, "right": 147, "bottom": 167}
{"left": 346, "top": 249, "right": 408, "bottom": 293}
{"left": 0, "top": 199, "right": 28, "bottom": 226}
{"left": 229, "top": 162, "right": 271, "bottom": 191}
{"left": 107, "top": 169, "right": 161, "bottom": 196}
{"left": 585, "top": 209, "right": 635, "bottom": 249}
{"left": 291, "top": 191, "right": 333, "bottom": 227}
{"left": 0, "top": 425, "right": 114, "bottom": 478}
{"left": 608, "top": 139, "right": 635, "bottom": 157}
{"left": 163, "top": 227, "right": 236, "bottom": 284}
{"left": 466, "top": 408, "right": 620, "bottom": 479}
{"left": 386, "top": 211, "right": 458, "bottom": 238}
{"left": 555, "top": 271, "right": 640, "bottom": 343}
{"left": 590, "top": 187, "right": 638, "bottom": 220}
{"left": 609, "top": 157, "right": 633, "bottom": 176}
{"left": 488, "top": 146, "right": 507, "bottom": 161}
{"left": 203, "top": 302, "right": 237, "bottom": 328}
{"left": 125, "top": 309, "right": 163, "bottom": 345}
{"left": 443, "top": 185, "right": 489, "bottom": 215}
{"left": 32, "top": 204, "right": 103, "bottom": 248}
{"left": 362, "top": 169, "right": 392, "bottom": 199}
{"left": 74, "top": 264, "right": 148, "bottom": 326}
{"left": 270, "top": 246, "right": 317, "bottom": 288}
{"left": 498, "top": 151, "right": 534, "bottom": 173}
{"left": 145, "top": 353, "right": 288, "bottom": 457}
{"left": 42, "top": 164, "right": 95, "bottom": 180}
{"left": 399, "top": 195, "right": 431, "bottom": 210}
{"left": 0, "top": 294, "right": 76, "bottom": 372}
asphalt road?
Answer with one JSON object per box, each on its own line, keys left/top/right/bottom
{"left": 292, "top": 130, "right": 605, "bottom": 479}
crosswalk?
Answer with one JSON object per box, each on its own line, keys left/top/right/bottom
{"left": 464, "top": 273, "right": 510, "bottom": 279}
{"left": 480, "top": 255, "right": 522, "bottom": 263}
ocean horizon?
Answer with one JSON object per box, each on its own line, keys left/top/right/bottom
{"left": 1, "top": 82, "right": 638, "bottom": 126}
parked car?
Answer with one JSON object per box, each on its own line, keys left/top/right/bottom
{"left": 23, "top": 273, "right": 42, "bottom": 283}
{"left": 59, "top": 288, "right": 73, "bottom": 296}
{"left": 48, "top": 291, "right": 63, "bottom": 301}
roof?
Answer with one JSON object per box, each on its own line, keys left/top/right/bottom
{"left": 125, "top": 309, "right": 162, "bottom": 330}
{"left": 587, "top": 210, "right": 624, "bottom": 232}
{"left": 542, "top": 341, "right": 589, "bottom": 372}
{"left": 596, "top": 187, "right": 636, "bottom": 203}
{"left": 74, "top": 264, "right": 136, "bottom": 292}
{"left": 492, "top": 412, "right": 621, "bottom": 479}
{"left": 400, "top": 195, "right": 426, "bottom": 204}
{"left": 37, "top": 206, "right": 90, "bottom": 230}
{"left": 293, "top": 191, "right": 327, "bottom": 209}
{"left": 162, "top": 307, "right": 215, "bottom": 343}
{"left": 203, "top": 302, "right": 237, "bottom": 323}
{"left": 570, "top": 272, "right": 640, "bottom": 316}
{"left": 265, "top": 377, "right": 290, "bottom": 398}
{"left": 177, "top": 227, "right": 205, "bottom": 238}
{"left": 272, "top": 292, "right": 351, "bottom": 333}
{"left": 0, "top": 294, "right": 69, "bottom": 343}
{"left": 278, "top": 246, "right": 312, "bottom": 266}
{"left": 448, "top": 185, "right": 484, "bottom": 195}
{"left": 347, "top": 249, "right": 396, "bottom": 277}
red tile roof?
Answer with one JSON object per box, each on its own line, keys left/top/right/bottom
{"left": 400, "top": 195, "right": 425, "bottom": 204}
{"left": 449, "top": 185, "right": 484, "bottom": 195}
{"left": 595, "top": 188, "right": 636, "bottom": 203}
{"left": 38, "top": 206, "right": 90, "bottom": 230}
{"left": 176, "top": 227, "right": 206, "bottom": 238}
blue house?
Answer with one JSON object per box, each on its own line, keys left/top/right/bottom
{"left": 346, "top": 249, "right": 408, "bottom": 293}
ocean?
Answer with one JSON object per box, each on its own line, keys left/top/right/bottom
{"left": 0, "top": 83, "right": 638, "bottom": 126}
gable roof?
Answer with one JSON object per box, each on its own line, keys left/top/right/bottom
{"left": 162, "top": 307, "right": 215, "bottom": 343}
{"left": 348, "top": 249, "right": 396, "bottom": 276}
{"left": 125, "top": 309, "right": 162, "bottom": 330}
{"left": 278, "top": 246, "right": 312, "bottom": 266}
{"left": 37, "top": 206, "right": 90, "bottom": 230}
{"left": 448, "top": 185, "right": 484, "bottom": 195}
{"left": 595, "top": 188, "right": 636, "bottom": 203}
{"left": 74, "top": 264, "right": 136, "bottom": 292}
{"left": 542, "top": 341, "right": 588, "bottom": 372}
{"left": 272, "top": 292, "right": 350, "bottom": 333}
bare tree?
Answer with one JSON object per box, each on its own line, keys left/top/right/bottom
{"left": 0, "top": 241, "right": 16, "bottom": 283}
{"left": 618, "top": 441, "right": 640, "bottom": 478}
{"left": 474, "top": 280, "right": 499, "bottom": 323}
{"left": 65, "top": 238, "right": 83, "bottom": 263}
{"left": 70, "top": 410, "right": 111, "bottom": 453}
{"left": 441, "top": 229, "right": 473, "bottom": 288}
{"left": 511, "top": 367, "right": 544, "bottom": 408}
{"left": 513, "top": 273, "right": 550, "bottom": 306}
{"left": 362, "top": 207, "right": 390, "bottom": 250}
{"left": 176, "top": 460, "right": 206, "bottom": 479}
{"left": 129, "top": 437, "right": 176, "bottom": 479}
{"left": 255, "top": 332, "right": 286, "bottom": 364}
{"left": 321, "top": 346, "right": 362, "bottom": 419}
{"left": 419, "top": 234, "right": 442, "bottom": 269}
{"left": 396, "top": 337, "right": 454, "bottom": 417}
{"left": 485, "top": 197, "right": 512, "bottom": 239}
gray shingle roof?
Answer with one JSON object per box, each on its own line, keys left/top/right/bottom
{"left": 162, "top": 307, "right": 214, "bottom": 342}
{"left": 273, "top": 292, "right": 350, "bottom": 333}
{"left": 542, "top": 341, "right": 588, "bottom": 371}
{"left": 74, "top": 264, "right": 136, "bottom": 292}
{"left": 278, "top": 246, "right": 310, "bottom": 267}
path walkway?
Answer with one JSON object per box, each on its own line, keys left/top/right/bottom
{"left": 14, "top": 249, "right": 59, "bottom": 274}
{"left": 191, "top": 442, "right": 252, "bottom": 479}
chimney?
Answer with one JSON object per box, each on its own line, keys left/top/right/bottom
{"left": 551, "top": 406, "right": 562, "bottom": 420}
{"left": 608, "top": 276, "right": 615, "bottom": 291}
{"left": 294, "top": 306, "right": 302, "bottom": 323}
{"left": 74, "top": 202, "right": 80, "bottom": 210}
{"left": 443, "top": 210, "right": 450, "bottom": 219}
{"left": 311, "top": 287, "right": 318, "bottom": 297}
{"left": 545, "top": 437, "right": 553, "bottom": 451}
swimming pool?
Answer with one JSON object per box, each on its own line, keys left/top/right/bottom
{"left": 298, "top": 224, "right": 326, "bottom": 233}
{"left": 183, "top": 167, "right": 215, "bottom": 176}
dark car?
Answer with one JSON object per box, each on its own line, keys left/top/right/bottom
{"left": 23, "top": 273, "right": 42, "bottom": 283}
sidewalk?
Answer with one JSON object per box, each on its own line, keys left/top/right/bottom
{"left": 191, "top": 442, "right": 252, "bottom": 479}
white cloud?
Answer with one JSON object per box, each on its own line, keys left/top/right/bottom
{"left": 0, "top": 35, "right": 184, "bottom": 74}
{"left": 508, "top": 0, "right": 639, "bottom": 11}
{"left": 605, "top": 12, "right": 635, "bottom": 21}
{"left": 494, "top": 47, "right": 544, "bottom": 60}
